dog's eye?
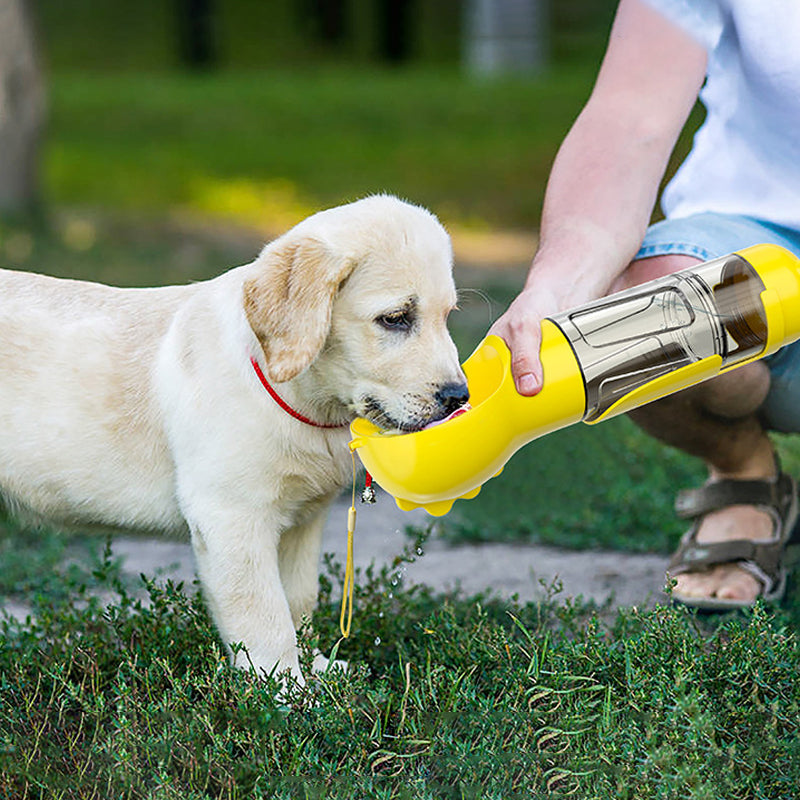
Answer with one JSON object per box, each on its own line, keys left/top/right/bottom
{"left": 376, "top": 310, "right": 414, "bottom": 332}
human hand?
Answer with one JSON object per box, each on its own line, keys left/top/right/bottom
{"left": 489, "top": 283, "right": 560, "bottom": 397}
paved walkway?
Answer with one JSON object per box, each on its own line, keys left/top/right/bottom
{"left": 1, "top": 488, "right": 668, "bottom": 622}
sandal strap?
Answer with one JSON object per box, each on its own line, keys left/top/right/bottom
{"left": 668, "top": 535, "right": 785, "bottom": 579}
{"left": 669, "top": 471, "right": 799, "bottom": 594}
{"left": 675, "top": 473, "right": 793, "bottom": 520}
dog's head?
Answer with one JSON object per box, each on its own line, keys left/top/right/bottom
{"left": 243, "top": 195, "right": 468, "bottom": 432}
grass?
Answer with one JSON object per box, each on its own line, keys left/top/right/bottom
{"left": 43, "top": 61, "right": 706, "bottom": 238}
{"left": 0, "top": 209, "right": 260, "bottom": 287}
{"left": 2, "top": 538, "right": 799, "bottom": 799}
{"left": 44, "top": 66, "right": 596, "bottom": 232}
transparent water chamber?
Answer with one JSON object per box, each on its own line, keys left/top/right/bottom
{"left": 552, "top": 254, "right": 768, "bottom": 421}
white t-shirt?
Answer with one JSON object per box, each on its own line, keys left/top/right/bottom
{"left": 645, "top": 0, "right": 800, "bottom": 230}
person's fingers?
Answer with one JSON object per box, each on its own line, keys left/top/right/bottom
{"left": 507, "top": 322, "right": 543, "bottom": 396}
{"left": 489, "top": 294, "right": 545, "bottom": 396}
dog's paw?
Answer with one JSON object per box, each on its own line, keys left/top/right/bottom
{"left": 312, "top": 649, "right": 349, "bottom": 675}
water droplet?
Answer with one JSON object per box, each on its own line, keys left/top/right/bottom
{"left": 379, "top": 611, "right": 384, "bottom": 618}
{"left": 388, "top": 592, "right": 393, "bottom": 600}
{"left": 374, "top": 636, "right": 381, "bottom": 646}
{"left": 416, "top": 547, "right": 424, "bottom": 556}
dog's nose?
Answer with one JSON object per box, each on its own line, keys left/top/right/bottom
{"left": 436, "top": 382, "right": 470, "bottom": 415}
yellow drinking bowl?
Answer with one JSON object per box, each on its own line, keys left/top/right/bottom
{"left": 349, "top": 325, "right": 586, "bottom": 516}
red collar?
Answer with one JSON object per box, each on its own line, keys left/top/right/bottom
{"left": 250, "top": 357, "right": 348, "bottom": 429}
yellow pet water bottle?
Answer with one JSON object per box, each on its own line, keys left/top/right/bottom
{"left": 349, "top": 244, "right": 800, "bottom": 515}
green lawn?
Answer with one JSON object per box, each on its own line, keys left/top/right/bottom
{"left": 44, "top": 67, "right": 595, "bottom": 231}
{"left": 2, "top": 546, "right": 799, "bottom": 798}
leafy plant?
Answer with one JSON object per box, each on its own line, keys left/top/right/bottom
{"left": 2, "top": 540, "right": 799, "bottom": 799}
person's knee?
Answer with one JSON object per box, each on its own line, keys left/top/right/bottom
{"left": 699, "top": 362, "right": 771, "bottom": 419}
{"left": 632, "top": 362, "right": 770, "bottom": 424}
{"left": 627, "top": 363, "right": 773, "bottom": 474}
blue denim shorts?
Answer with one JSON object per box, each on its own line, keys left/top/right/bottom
{"left": 635, "top": 213, "right": 800, "bottom": 433}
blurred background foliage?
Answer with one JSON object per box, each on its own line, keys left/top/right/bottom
{"left": 36, "top": 0, "right": 617, "bottom": 71}
{"left": 3, "top": 20, "right": 800, "bottom": 795}
{"left": 18, "top": 0, "right": 629, "bottom": 235}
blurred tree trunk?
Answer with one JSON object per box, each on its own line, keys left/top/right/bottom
{"left": 176, "top": 0, "right": 218, "bottom": 70}
{"left": 377, "top": 0, "right": 414, "bottom": 62}
{"left": 464, "top": 0, "right": 548, "bottom": 76}
{"left": 309, "top": 0, "right": 347, "bottom": 48}
{"left": 0, "top": 0, "right": 46, "bottom": 216}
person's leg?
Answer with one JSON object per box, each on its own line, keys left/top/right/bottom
{"left": 617, "top": 254, "right": 778, "bottom": 604}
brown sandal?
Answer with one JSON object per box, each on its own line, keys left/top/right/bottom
{"left": 668, "top": 471, "right": 800, "bottom": 610}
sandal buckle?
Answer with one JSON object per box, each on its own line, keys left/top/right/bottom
{"left": 683, "top": 546, "right": 710, "bottom": 564}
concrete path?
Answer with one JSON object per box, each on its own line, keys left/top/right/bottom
{"left": 4, "top": 488, "right": 667, "bottom": 622}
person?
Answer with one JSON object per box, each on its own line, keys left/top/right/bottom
{"left": 490, "top": 0, "right": 800, "bottom": 610}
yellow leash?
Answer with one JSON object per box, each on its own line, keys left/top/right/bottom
{"left": 339, "top": 450, "right": 359, "bottom": 638}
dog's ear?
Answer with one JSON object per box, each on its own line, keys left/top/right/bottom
{"left": 243, "top": 235, "right": 355, "bottom": 383}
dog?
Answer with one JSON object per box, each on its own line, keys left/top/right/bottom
{"left": 0, "top": 194, "right": 468, "bottom": 684}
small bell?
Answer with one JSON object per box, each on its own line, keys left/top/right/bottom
{"left": 361, "top": 485, "right": 376, "bottom": 504}
{"left": 360, "top": 472, "right": 376, "bottom": 504}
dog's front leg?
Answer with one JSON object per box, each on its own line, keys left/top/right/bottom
{"left": 187, "top": 511, "right": 304, "bottom": 684}
{"left": 278, "top": 498, "right": 347, "bottom": 676}
{"left": 278, "top": 498, "right": 333, "bottom": 628}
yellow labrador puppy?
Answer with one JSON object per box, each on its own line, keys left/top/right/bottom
{"left": 0, "top": 195, "right": 467, "bottom": 684}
